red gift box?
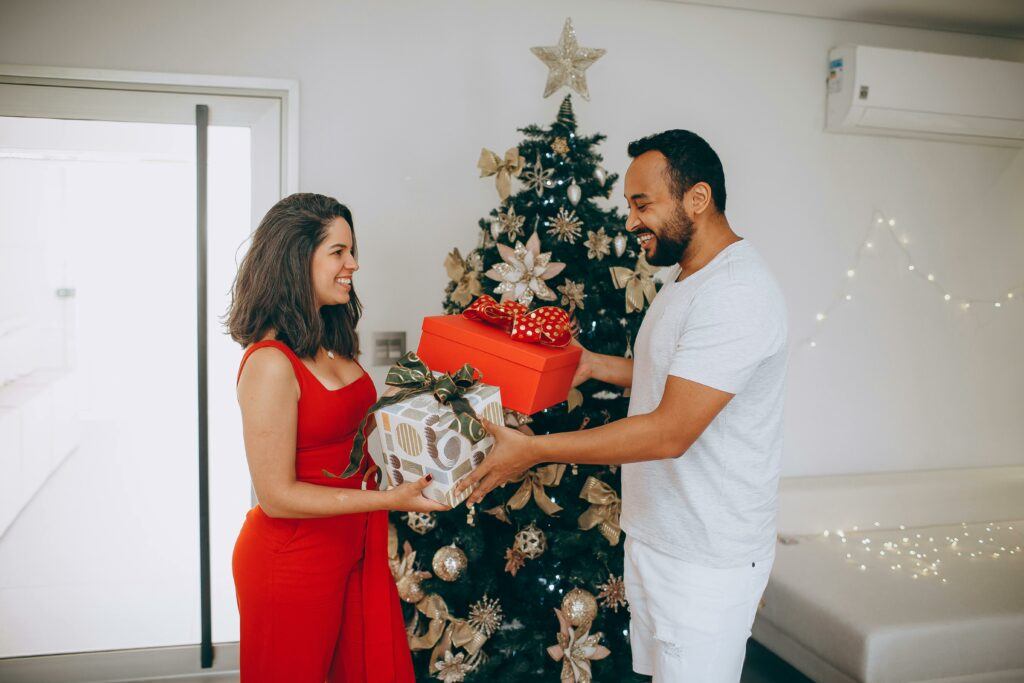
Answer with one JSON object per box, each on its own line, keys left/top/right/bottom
{"left": 417, "top": 314, "right": 582, "bottom": 415}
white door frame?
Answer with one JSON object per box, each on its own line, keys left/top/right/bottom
{"left": 0, "top": 64, "right": 299, "bottom": 194}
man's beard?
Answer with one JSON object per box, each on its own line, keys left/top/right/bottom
{"left": 646, "top": 202, "right": 695, "bottom": 267}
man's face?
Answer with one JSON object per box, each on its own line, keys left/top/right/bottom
{"left": 623, "top": 151, "right": 694, "bottom": 267}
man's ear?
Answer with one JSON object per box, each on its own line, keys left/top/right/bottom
{"left": 688, "top": 182, "right": 713, "bottom": 216}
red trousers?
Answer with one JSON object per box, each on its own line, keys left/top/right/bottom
{"left": 233, "top": 505, "right": 414, "bottom": 682}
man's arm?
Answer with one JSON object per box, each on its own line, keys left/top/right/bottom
{"left": 460, "top": 375, "right": 733, "bottom": 505}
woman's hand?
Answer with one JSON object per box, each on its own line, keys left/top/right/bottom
{"left": 383, "top": 476, "right": 450, "bottom": 512}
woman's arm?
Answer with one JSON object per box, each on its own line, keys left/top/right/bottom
{"left": 237, "top": 347, "right": 445, "bottom": 517}
{"left": 573, "top": 344, "right": 634, "bottom": 389}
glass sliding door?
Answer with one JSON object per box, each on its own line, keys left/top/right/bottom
{"left": 0, "top": 80, "right": 283, "bottom": 661}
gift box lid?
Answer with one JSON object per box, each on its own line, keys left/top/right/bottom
{"left": 421, "top": 314, "right": 580, "bottom": 373}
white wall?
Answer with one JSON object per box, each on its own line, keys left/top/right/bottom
{"left": 2, "top": 0, "right": 1021, "bottom": 477}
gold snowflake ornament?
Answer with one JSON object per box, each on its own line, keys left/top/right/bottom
{"left": 550, "top": 207, "right": 583, "bottom": 243}
{"left": 468, "top": 595, "right": 504, "bottom": 637}
{"left": 596, "top": 573, "right": 627, "bottom": 612}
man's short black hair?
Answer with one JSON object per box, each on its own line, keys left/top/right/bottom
{"left": 627, "top": 130, "right": 726, "bottom": 212}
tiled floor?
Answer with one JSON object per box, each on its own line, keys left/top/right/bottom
{"left": 741, "top": 640, "right": 813, "bottom": 683}
{"left": 112, "top": 640, "right": 811, "bottom": 682}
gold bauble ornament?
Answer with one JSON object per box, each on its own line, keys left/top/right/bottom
{"left": 561, "top": 587, "right": 599, "bottom": 629}
{"left": 514, "top": 522, "right": 547, "bottom": 560}
{"left": 432, "top": 543, "right": 468, "bottom": 582}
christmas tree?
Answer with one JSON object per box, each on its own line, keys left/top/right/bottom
{"left": 389, "top": 92, "right": 658, "bottom": 682}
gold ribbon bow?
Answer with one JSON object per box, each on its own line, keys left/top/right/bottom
{"left": 547, "top": 607, "right": 611, "bottom": 683}
{"left": 577, "top": 476, "right": 621, "bottom": 546}
{"left": 503, "top": 464, "right": 567, "bottom": 519}
{"left": 409, "top": 594, "right": 490, "bottom": 671}
{"left": 444, "top": 248, "right": 483, "bottom": 308}
{"left": 608, "top": 252, "right": 658, "bottom": 314}
{"left": 477, "top": 147, "right": 525, "bottom": 202}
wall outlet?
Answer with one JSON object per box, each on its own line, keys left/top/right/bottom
{"left": 372, "top": 331, "right": 406, "bottom": 366}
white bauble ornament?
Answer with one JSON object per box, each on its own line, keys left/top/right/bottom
{"left": 567, "top": 179, "right": 581, "bottom": 206}
{"left": 613, "top": 233, "right": 627, "bottom": 257}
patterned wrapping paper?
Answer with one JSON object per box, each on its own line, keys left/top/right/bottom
{"left": 367, "top": 375, "right": 504, "bottom": 507}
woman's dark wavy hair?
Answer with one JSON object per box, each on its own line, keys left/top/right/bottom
{"left": 226, "top": 192, "right": 362, "bottom": 359}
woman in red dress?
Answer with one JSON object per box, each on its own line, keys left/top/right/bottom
{"left": 227, "top": 193, "right": 445, "bottom": 682}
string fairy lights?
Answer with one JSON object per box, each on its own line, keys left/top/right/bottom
{"left": 811, "top": 520, "right": 1022, "bottom": 584}
{"left": 799, "top": 210, "right": 1024, "bottom": 350}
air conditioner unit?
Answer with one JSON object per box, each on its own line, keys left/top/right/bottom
{"left": 826, "top": 45, "right": 1024, "bottom": 147}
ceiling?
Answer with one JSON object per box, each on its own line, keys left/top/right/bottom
{"left": 660, "top": 0, "right": 1024, "bottom": 39}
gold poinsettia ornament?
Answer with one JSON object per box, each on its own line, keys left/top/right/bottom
{"left": 584, "top": 227, "right": 612, "bottom": 260}
{"left": 493, "top": 205, "right": 526, "bottom": 241}
{"left": 547, "top": 607, "right": 611, "bottom": 682}
{"left": 485, "top": 231, "right": 565, "bottom": 306}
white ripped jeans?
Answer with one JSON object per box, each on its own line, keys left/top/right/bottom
{"left": 624, "top": 535, "right": 772, "bottom": 682}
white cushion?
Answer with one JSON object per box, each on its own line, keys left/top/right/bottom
{"left": 757, "top": 518, "right": 1024, "bottom": 682}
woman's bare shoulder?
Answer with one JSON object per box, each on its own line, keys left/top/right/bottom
{"left": 239, "top": 345, "right": 297, "bottom": 395}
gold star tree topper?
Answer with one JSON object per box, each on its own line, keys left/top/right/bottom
{"left": 531, "top": 18, "right": 606, "bottom": 101}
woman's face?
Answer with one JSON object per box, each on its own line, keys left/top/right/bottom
{"left": 311, "top": 217, "right": 359, "bottom": 308}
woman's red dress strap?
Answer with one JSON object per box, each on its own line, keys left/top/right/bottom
{"left": 237, "top": 340, "right": 305, "bottom": 384}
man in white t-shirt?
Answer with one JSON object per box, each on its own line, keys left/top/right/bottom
{"left": 457, "top": 129, "right": 788, "bottom": 682}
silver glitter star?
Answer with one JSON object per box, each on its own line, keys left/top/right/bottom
{"left": 530, "top": 18, "right": 606, "bottom": 101}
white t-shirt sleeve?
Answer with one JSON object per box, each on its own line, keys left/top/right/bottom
{"left": 668, "top": 279, "right": 784, "bottom": 394}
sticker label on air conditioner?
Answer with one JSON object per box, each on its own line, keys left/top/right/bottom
{"left": 828, "top": 58, "right": 843, "bottom": 94}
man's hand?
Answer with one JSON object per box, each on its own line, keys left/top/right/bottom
{"left": 457, "top": 419, "right": 537, "bottom": 505}
{"left": 571, "top": 339, "right": 595, "bottom": 388}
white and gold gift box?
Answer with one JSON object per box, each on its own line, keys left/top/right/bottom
{"left": 366, "top": 378, "right": 503, "bottom": 507}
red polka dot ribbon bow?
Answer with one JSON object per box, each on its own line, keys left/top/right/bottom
{"left": 463, "top": 295, "right": 573, "bottom": 348}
